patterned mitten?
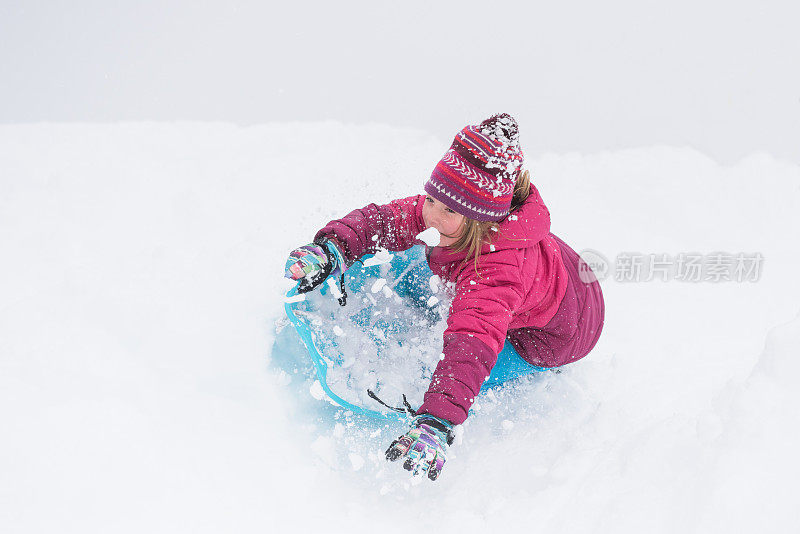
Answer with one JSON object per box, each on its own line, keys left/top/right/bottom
{"left": 385, "top": 414, "right": 454, "bottom": 481}
{"left": 284, "top": 240, "right": 345, "bottom": 294}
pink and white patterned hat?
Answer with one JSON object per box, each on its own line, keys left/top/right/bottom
{"left": 425, "top": 113, "right": 525, "bottom": 222}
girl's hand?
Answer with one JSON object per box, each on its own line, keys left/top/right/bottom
{"left": 385, "top": 415, "right": 453, "bottom": 481}
{"left": 285, "top": 243, "right": 330, "bottom": 280}
{"left": 284, "top": 240, "right": 342, "bottom": 294}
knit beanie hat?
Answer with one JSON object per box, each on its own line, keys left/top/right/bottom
{"left": 424, "top": 113, "right": 524, "bottom": 222}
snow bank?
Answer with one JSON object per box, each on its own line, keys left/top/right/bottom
{"left": 698, "top": 311, "right": 800, "bottom": 531}
{"left": 1, "top": 122, "right": 799, "bottom": 533}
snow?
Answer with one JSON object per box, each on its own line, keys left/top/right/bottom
{"left": 428, "top": 275, "right": 441, "bottom": 293}
{"left": 348, "top": 453, "right": 365, "bottom": 471}
{"left": 1, "top": 122, "right": 799, "bottom": 533}
{"left": 292, "top": 256, "right": 448, "bottom": 413}
{"left": 370, "top": 278, "right": 388, "bottom": 293}
{"left": 361, "top": 248, "right": 394, "bottom": 267}
{"left": 309, "top": 380, "right": 326, "bottom": 400}
{"left": 416, "top": 226, "right": 441, "bottom": 247}
{"left": 326, "top": 277, "right": 343, "bottom": 299}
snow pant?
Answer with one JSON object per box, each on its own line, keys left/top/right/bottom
{"left": 506, "top": 234, "right": 605, "bottom": 369}
{"left": 481, "top": 341, "right": 550, "bottom": 388}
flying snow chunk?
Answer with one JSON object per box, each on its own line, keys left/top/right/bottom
{"left": 310, "top": 380, "right": 325, "bottom": 400}
{"left": 326, "top": 277, "right": 343, "bottom": 299}
{"left": 416, "top": 227, "right": 441, "bottom": 247}
{"left": 426, "top": 296, "right": 440, "bottom": 307}
{"left": 348, "top": 453, "right": 365, "bottom": 471}
{"left": 310, "top": 381, "right": 339, "bottom": 406}
{"left": 429, "top": 275, "right": 441, "bottom": 293}
{"left": 284, "top": 293, "right": 306, "bottom": 304}
{"left": 362, "top": 248, "right": 394, "bottom": 267}
{"left": 333, "top": 325, "right": 345, "bottom": 337}
{"left": 371, "top": 278, "right": 388, "bottom": 293}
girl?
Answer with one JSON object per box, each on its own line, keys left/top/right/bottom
{"left": 285, "top": 113, "right": 605, "bottom": 481}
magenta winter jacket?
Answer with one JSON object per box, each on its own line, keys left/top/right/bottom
{"left": 315, "top": 184, "right": 595, "bottom": 424}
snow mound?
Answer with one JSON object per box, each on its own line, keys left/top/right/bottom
{"left": 1, "top": 122, "right": 799, "bottom": 532}
{"left": 698, "top": 311, "right": 800, "bottom": 531}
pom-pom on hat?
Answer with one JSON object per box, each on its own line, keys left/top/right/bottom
{"left": 425, "top": 113, "right": 524, "bottom": 222}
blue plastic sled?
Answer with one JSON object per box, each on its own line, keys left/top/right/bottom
{"left": 284, "top": 245, "right": 547, "bottom": 420}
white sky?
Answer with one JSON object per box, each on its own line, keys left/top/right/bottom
{"left": 1, "top": 0, "right": 798, "bottom": 164}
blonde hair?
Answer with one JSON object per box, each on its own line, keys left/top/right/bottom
{"left": 446, "top": 169, "right": 532, "bottom": 276}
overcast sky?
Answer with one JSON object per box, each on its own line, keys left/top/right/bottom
{"left": 1, "top": 0, "right": 798, "bottom": 164}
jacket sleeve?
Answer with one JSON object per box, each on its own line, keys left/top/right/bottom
{"left": 314, "top": 194, "right": 426, "bottom": 267}
{"left": 417, "top": 251, "right": 525, "bottom": 425}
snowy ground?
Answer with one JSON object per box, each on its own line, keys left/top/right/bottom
{"left": 1, "top": 122, "right": 799, "bottom": 533}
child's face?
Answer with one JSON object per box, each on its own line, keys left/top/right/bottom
{"left": 422, "top": 195, "right": 465, "bottom": 247}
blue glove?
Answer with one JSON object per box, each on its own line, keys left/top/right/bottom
{"left": 385, "top": 414, "right": 454, "bottom": 481}
{"left": 284, "top": 239, "right": 345, "bottom": 295}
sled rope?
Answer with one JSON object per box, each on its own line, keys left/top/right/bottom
{"left": 336, "top": 272, "right": 347, "bottom": 306}
{"left": 366, "top": 389, "right": 417, "bottom": 417}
